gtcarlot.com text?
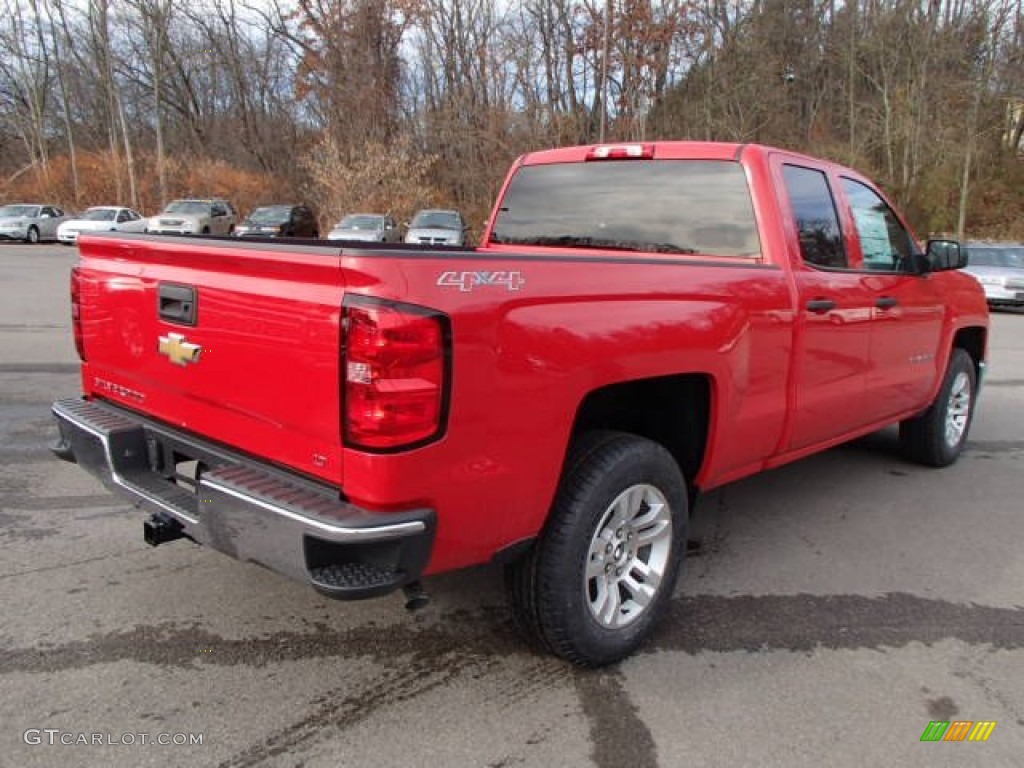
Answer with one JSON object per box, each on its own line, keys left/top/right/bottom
{"left": 23, "top": 729, "right": 204, "bottom": 747}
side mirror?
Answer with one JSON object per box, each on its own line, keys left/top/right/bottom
{"left": 924, "top": 239, "right": 967, "bottom": 272}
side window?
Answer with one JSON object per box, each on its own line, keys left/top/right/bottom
{"left": 117, "top": 210, "right": 129, "bottom": 223}
{"left": 211, "top": 203, "right": 226, "bottom": 217}
{"left": 782, "top": 165, "right": 847, "bottom": 269}
{"left": 840, "top": 178, "right": 915, "bottom": 272}
{"left": 41, "top": 207, "right": 55, "bottom": 218}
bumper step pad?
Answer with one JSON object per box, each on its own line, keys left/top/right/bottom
{"left": 308, "top": 562, "right": 404, "bottom": 598}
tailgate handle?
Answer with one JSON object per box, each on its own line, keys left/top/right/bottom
{"left": 159, "top": 284, "right": 197, "bottom": 326}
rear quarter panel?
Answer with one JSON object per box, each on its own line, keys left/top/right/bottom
{"left": 336, "top": 249, "right": 794, "bottom": 572}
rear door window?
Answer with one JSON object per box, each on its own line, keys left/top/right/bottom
{"left": 782, "top": 165, "right": 847, "bottom": 269}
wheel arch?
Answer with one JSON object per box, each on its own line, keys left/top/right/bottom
{"left": 952, "top": 325, "right": 987, "bottom": 380}
{"left": 567, "top": 373, "right": 713, "bottom": 494}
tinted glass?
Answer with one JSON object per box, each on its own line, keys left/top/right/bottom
{"left": 412, "top": 211, "right": 463, "bottom": 230}
{"left": 0, "top": 205, "right": 38, "bottom": 217}
{"left": 782, "top": 165, "right": 846, "bottom": 268}
{"left": 83, "top": 209, "right": 117, "bottom": 221}
{"left": 249, "top": 206, "right": 291, "bottom": 223}
{"left": 491, "top": 161, "right": 760, "bottom": 257}
{"left": 340, "top": 215, "right": 384, "bottom": 229}
{"left": 841, "top": 178, "right": 914, "bottom": 271}
{"left": 968, "top": 247, "right": 1024, "bottom": 268}
{"left": 165, "top": 201, "right": 210, "bottom": 214}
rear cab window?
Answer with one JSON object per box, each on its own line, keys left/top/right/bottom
{"left": 488, "top": 159, "right": 762, "bottom": 259}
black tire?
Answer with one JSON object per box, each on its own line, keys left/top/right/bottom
{"left": 505, "top": 431, "right": 688, "bottom": 666}
{"left": 25, "top": 226, "right": 39, "bottom": 244}
{"left": 201, "top": 226, "right": 210, "bottom": 234}
{"left": 899, "top": 348, "right": 977, "bottom": 467}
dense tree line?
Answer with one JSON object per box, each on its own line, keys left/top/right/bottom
{"left": 1, "top": 0, "right": 1021, "bottom": 239}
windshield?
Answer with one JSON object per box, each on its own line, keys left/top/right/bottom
{"left": 411, "top": 211, "right": 461, "bottom": 230}
{"left": 164, "top": 201, "right": 212, "bottom": 215}
{"left": 248, "top": 206, "right": 291, "bottom": 224}
{"left": 490, "top": 160, "right": 762, "bottom": 258}
{"left": 82, "top": 208, "right": 118, "bottom": 222}
{"left": 339, "top": 215, "right": 384, "bottom": 229}
{"left": 968, "top": 247, "right": 1024, "bottom": 269}
{"left": 0, "top": 205, "right": 40, "bottom": 218}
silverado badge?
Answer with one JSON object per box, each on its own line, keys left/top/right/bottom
{"left": 158, "top": 332, "right": 202, "bottom": 366}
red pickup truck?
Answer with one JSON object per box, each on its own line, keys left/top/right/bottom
{"left": 53, "top": 142, "right": 988, "bottom": 665}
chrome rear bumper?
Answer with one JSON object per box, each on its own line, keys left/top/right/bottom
{"left": 51, "top": 397, "right": 435, "bottom": 599}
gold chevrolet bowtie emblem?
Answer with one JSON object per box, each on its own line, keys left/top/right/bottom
{"left": 158, "top": 332, "right": 202, "bottom": 366}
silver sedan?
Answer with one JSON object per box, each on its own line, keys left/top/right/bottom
{"left": 964, "top": 243, "right": 1024, "bottom": 308}
{"left": 327, "top": 213, "right": 403, "bottom": 243}
{"left": 0, "top": 203, "right": 69, "bottom": 243}
{"left": 56, "top": 206, "right": 148, "bottom": 245}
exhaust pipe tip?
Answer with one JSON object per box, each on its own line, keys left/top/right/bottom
{"left": 402, "top": 581, "right": 430, "bottom": 611}
{"left": 144, "top": 514, "right": 185, "bottom": 547}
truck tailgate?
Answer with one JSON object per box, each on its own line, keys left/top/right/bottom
{"left": 76, "top": 234, "right": 347, "bottom": 485}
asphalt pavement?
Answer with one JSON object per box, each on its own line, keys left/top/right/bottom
{"left": 1, "top": 243, "right": 1021, "bottom": 767}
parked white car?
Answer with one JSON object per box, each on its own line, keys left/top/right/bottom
{"left": 404, "top": 209, "right": 469, "bottom": 246}
{"left": 0, "top": 203, "right": 69, "bottom": 243}
{"left": 963, "top": 242, "right": 1024, "bottom": 309}
{"left": 327, "top": 213, "right": 402, "bottom": 242}
{"left": 57, "top": 206, "right": 148, "bottom": 245}
{"left": 148, "top": 199, "right": 237, "bottom": 235}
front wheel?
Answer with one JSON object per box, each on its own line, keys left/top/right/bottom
{"left": 899, "top": 348, "right": 977, "bottom": 467}
{"left": 506, "top": 431, "right": 688, "bottom": 666}
{"left": 25, "top": 226, "right": 39, "bottom": 244}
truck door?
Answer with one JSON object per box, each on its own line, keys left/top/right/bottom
{"left": 836, "top": 177, "right": 945, "bottom": 419}
{"left": 777, "top": 162, "right": 876, "bottom": 450}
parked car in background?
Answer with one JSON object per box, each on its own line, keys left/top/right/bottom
{"left": 0, "top": 203, "right": 69, "bottom": 243}
{"left": 964, "top": 242, "right": 1024, "bottom": 308}
{"left": 234, "top": 204, "right": 319, "bottom": 238}
{"left": 148, "top": 198, "right": 237, "bottom": 235}
{"left": 404, "top": 209, "right": 469, "bottom": 246}
{"left": 57, "top": 206, "right": 147, "bottom": 245}
{"left": 327, "top": 213, "right": 402, "bottom": 243}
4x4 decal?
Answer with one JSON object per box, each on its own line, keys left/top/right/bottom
{"left": 437, "top": 270, "right": 525, "bottom": 292}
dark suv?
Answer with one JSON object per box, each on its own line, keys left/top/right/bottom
{"left": 234, "top": 205, "right": 319, "bottom": 238}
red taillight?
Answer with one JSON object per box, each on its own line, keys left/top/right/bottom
{"left": 585, "top": 143, "right": 655, "bottom": 161}
{"left": 71, "top": 266, "right": 86, "bottom": 361}
{"left": 343, "top": 297, "right": 449, "bottom": 451}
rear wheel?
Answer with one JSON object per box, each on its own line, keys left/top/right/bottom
{"left": 25, "top": 226, "right": 39, "bottom": 244}
{"left": 899, "top": 348, "right": 977, "bottom": 467}
{"left": 505, "top": 431, "right": 688, "bottom": 666}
